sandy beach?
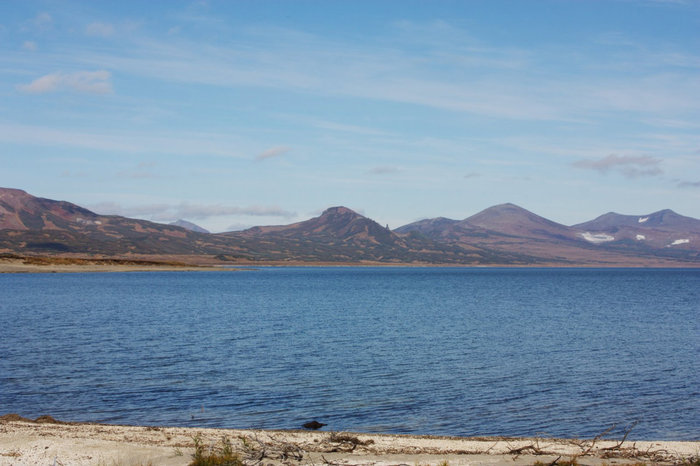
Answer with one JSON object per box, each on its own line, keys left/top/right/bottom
{"left": 1, "top": 416, "right": 697, "bottom": 466}
{"left": 0, "top": 256, "right": 231, "bottom": 274}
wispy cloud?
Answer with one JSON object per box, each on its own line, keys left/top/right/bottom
{"left": 90, "top": 201, "right": 296, "bottom": 221}
{"left": 117, "top": 162, "right": 158, "bottom": 179}
{"left": 464, "top": 172, "right": 481, "bottom": 179}
{"left": 86, "top": 22, "right": 115, "bottom": 37}
{"left": 256, "top": 146, "right": 291, "bottom": 160}
{"left": 677, "top": 180, "right": 700, "bottom": 188}
{"left": 0, "top": 123, "right": 248, "bottom": 158}
{"left": 312, "top": 119, "right": 389, "bottom": 136}
{"left": 51, "top": 18, "right": 699, "bottom": 125}
{"left": 22, "top": 41, "right": 37, "bottom": 51}
{"left": 60, "top": 170, "right": 88, "bottom": 178}
{"left": 367, "top": 166, "right": 401, "bottom": 175}
{"left": 22, "top": 12, "right": 52, "bottom": 32}
{"left": 17, "top": 70, "right": 113, "bottom": 94}
{"left": 573, "top": 154, "right": 663, "bottom": 178}
{"left": 225, "top": 222, "right": 253, "bottom": 232}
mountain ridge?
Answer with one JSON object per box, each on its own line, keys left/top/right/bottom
{"left": 169, "top": 219, "right": 210, "bottom": 234}
{"left": 1, "top": 187, "right": 698, "bottom": 265}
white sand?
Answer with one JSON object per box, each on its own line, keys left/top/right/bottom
{"left": 1, "top": 418, "right": 697, "bottom": 465}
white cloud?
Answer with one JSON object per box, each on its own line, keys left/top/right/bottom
{"left": 86, "top": 22, "right": 115, "bottom": 37}
{"left": 225, "top": 223, "right": 254, "bottom": 232}
{"left": 23, "top": 12, "right": 52, "bottom": 31}
{"left": 57, "top": 19, "right": 700, "bottom": 125}
{"left": 0, "top": 123, "right": 250, "bottom": 158}
{"left": 17, "top": 70, "right": 113, "bottom": 94}
{"left": 18, "top": 73, "right": 61, "bottom": 93}
{"left": 117, "top": 170, "right": 156, "bottom": 179}
{"left": 311, "top": 119, "right": 389, "bottom": 136}
{"left": 117, "top": 161, "right": 158, "bottom": 179}
{"left": 256, "top": 146, "right": 291, "bottom": 160}
{"left": 367, "top": 166, "right": 401, "bottom": 175}
{"left": 22, "top": 41, "right": 37, "bottom": 51}
{"left": 573, "top": 154, "right": 664, "bottom": 178}
{"left": 90, "top": 201, "right": 296, "bottom": 221}
{"left": 60, "top": 170, "right": 88, "bottom": 178}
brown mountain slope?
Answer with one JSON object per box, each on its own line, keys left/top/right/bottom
{"left": 395, "top": 204, "right": 700, "bottom": 264}
{"left": 2, "top": 187, "right": 698, "bottom": 265}
{"left": 222, "top": 206, "right": 519, "bottom": 264}
{"left": 0, "top": 189, "right": 513, "bottom": 263}
{"left": 460, "top": 203, "right": 577, "bottom": 241}
{"left": 573, "top": 210, "right": 700, "bottom": 251}
{"left": 0, "top": 188, "right": 234, "bottom": 256}
{"left": 0, "top": 187, "right": 99, "bottom": 231}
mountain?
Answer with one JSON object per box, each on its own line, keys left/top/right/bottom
{"left": 396, "top": 204, "right": 576, "bottom": 242}
{"left": 240, "top": 206, "right": 407, "bottom": 247}
{"left": 573, "top": 209, "right": 700, "bottom": 250}
{"left": 397, "top": 203, "right": 580, "bottom": 257}
{"left": 169, "top": 219, "right": 210, "bottom": 234}
{"left": 575, "top": 209, "right": 700, "bottom": 231}
{"left": 395, "top": 203, "right": 700, "bottom": 264}
{"left": 222, "top": 206, "right": 507, "bottom": 263}
{"left": 460, "top": 203, "right": 577, "bottom": 241}
{"left": 394, "top": 217, "right": 459, "bottom": 238}
{"left": 0, "top": 189, "right": 501, "bottom": 264}
{"left": 0, "top": 187, "right": 230, "bottom": 256}
{"left": 1, "top": 187, "right": 698, "bottom": 265}
{"left": 0, "top": 187, "right": 99, "bottom": 231}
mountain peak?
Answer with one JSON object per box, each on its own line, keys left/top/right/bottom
{"left": 652, "top": 208, "right": 676, "bottom": 216}
{"left": 0, "top": 187, "right": 29, "bottom": 197}
{"left": 479, "top": 203, "right": 530, "bottom": 214}
{"left": 576, "top": 208, "right": 698, "bottom": 231}
{"left": 465, "top": 203, "right": 544, "bottom": 224}
{"left": 462, "top": 203, "right": 573, "bottom": 240}
{"left": 320, "top": 206, "right": 360, "bottom": 217}
{"left": 169, "top": 219, "right": 210, "bottom": 234}
{"left": 0, "top": 187, "right": 98, "bottom": 231}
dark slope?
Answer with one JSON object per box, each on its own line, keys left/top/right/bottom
{"left": 221, "top": 206, "right": 519, "bottom": 263}
{"left": 2, "top": 187, "right": 698, "bottom": 265}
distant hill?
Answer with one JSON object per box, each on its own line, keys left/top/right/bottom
{"left": 573, "top": 209, "right": 700, "bottom": 251}
{"left": 395, "top": 203, "right": 700, "bottom": 264}
{"left": 1, "top": 187, "right": 698, "bottom": 265}
{"left": 169, "top": 219, "right": 210, "bottom": 234}
{"left": 222, "top": 206, "right": 508, "bottom": 263}
{"left": 0, "top": 188, "right": 228, "bottom": 255}
{"left": 460, "top": 203, "right": 576, "bottom": 241}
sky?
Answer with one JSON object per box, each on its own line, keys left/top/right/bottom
{"left": 1, "top": 0, "right": 699, "bottom": 232}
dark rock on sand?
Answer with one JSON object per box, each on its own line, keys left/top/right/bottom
{"left": 302, "top": 420, "right": 326, "bottom": 430}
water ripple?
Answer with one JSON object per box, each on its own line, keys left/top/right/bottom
{"left": 1, "top": 267, "right": 698, "bottom": 439}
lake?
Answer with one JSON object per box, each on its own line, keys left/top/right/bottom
{"left": 1, "top": 267, "right": 698, "bottom": 440}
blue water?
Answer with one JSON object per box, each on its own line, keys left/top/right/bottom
{"left": 1, "top": 267, "right": 698, "bottom": 440}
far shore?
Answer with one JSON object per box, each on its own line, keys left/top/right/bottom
{"left": 0, "top": 255, "right": 235, "bottom": 274}
{"left": 2, "top": 253, "right": 700, "bottom": 273}
{"left": 1, "top": 415, "right": 698, "bottom": 466}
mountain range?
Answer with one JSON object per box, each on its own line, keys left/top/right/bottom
{"left": 1, "top": 187, "right": 698, "bottom": 266}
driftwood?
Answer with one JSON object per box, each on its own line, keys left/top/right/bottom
{"left": 600, "top": 421, "right": 638, "bottom": 452}
{"left": 189, "top": 423, "right": 692, "bottom": 466}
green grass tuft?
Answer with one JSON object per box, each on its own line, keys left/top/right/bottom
{"left": 189, "top": 434, "right": 243, "bottom": 466}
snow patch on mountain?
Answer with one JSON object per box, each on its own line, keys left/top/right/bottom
{"left": 581, "top": 232, "right": 615, "bottom": 244}
{"left": 636, "top": 234, "right": 645, "bottom": 240}
{"left": 76, "top": 217, "right": 100, "bottom": 226}
{"left": 638, "top": 217, "right": 649, "bottom": 223}
{"left": 668, "top": 239, "right": 690, "bottom": 246}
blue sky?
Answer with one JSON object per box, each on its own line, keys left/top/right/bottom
{"left": 1, "top": 0, "right": 699, "bottom": 232}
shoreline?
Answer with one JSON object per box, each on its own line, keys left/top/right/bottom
{"left": 1, "top": 416, "right": 698, "bottom": 465}
{"left": 0, "top": 256, "right": 233, "bottom": 274}
{"left": 2, "top": 254, "right": 700, "bottom": 274}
